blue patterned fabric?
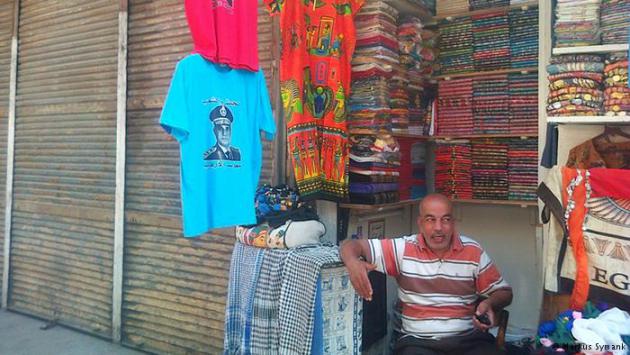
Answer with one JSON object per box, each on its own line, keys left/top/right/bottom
{"left": 279, "top": 245, "right": 341, "bottom": 354}
{"left": 224, "top": 242, "right": 264, "bottom": 355}
{"left": 311, "top": 277, "right": 324, "bottom": 355}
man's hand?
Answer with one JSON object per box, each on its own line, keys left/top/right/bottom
{"left": 473, "top": 299, "right": 496, "bottom": 332}
{"left": 345, "top": 258, "right": 377, "bottom": 301}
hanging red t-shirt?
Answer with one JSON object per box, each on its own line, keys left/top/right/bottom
{"left": 185, "top": 0, "right": 259, "bottom": 71}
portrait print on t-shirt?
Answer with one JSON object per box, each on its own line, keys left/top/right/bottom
{"left": 203, "top": 99, "right": 241, "bottom": 162}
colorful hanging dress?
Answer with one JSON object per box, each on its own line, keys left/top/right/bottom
{"left": 265, "top": 0, "right": 365, "bottom": 200}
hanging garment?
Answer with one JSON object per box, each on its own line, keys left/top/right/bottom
{"left": 265, "top": 0, "right": 365, "bottom": 200}
{"left": 160, "top": 55, "right": 276, "bottom": 236}
{"left": 185, "top": 0, "right": 259, "bottom": 71}
{"left": 538, "top": 167, "right": 630, "bottom": 311}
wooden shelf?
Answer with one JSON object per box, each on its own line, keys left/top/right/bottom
{"left": 431, "top": 133, "right": 538, "bottom": 140}
{"left": 351, "top": 132, "right": 538, "bottom": 140}
{"left": 547, "top": 116, "right": 630, "bottom": 124}
{"left": 435, "top": 67, "right": 537, "bottom": 80}
{"left": 552, "top": 44, "right": 629, "bottom": 55}
{"left": 339, "top": 199, "right": 421, "bottom": 212}
{"left": 339, "top": 198, "right": 538, "bottom": 211}
{"left": 385, "top": 0, "right": 433, "bottom": 21}
{"left": 453, "top": 199, "right": 538, "bottom": 207}
{"left": 434, "top": 0, "right": 538, "bottom": 21}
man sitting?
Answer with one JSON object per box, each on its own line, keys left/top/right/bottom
{"left": 340, "top": 193, "right": 513, "bottom": 355}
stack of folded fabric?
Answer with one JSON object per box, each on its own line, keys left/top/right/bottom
{"left": 546, "top": 54, "right": 605, "bottom": 116}
{"left": 437, "top": 78, "right": 474, "bottom": 135}
{"left": 471, "top": 139, "right": 509, "bottom": 200}
{"left": 390, "top": 67, "right": 411, "bottom": 132}
{"left": 472, "top": 11, "right": 510, "bottom": 71}
{"left": 408, "top": 0, "right": 436, "bottom": 14}
{"left": 398, "top": 16, "right": 424, "bottom": 70}
{"left": 349, "top": 1, "right": 399, "bottom": 132}
{"left": 407, "top": 71, "right": 426, "bottom": 135}
{"left": 436, "top": 0, "right": 468, "bottom": 16}
{"left": 348, "top": 133, "right": 401, "bottom": 204}
{"left": 434, "top": 142, "right": 473, "bottom": 199}
{"left": 473, "top": 74, "right": 510, "bottom": 134}
{"left": 236, "top": 185, "right": 325, "bottom": 249}
{"left": 554, "top": 0, "right": 601, "bottom": 47}
{"left": 508, "top": 8, "right": 538, "bottom": 68}
{"left": 600, "top": 0, "right": 630, "bottom": 44}
{"left": 419, "top": 29, "right": 438, "bottom": 77}
{"left": 397, "top": 138, "right": 427, "bottom": 201}
{"left": 508, "top": 138, "right": 538, "bottom": 200}
{"left": 438, "top": 17, "right": 474, "bottom": 75}
{"left": 603, "top": 52, "right": 630, "bottom": 115}
{"left": 469, "top": 0, "right": 509, "bottom": 11}
{"left": 508, "top": 73, "right": 538, "bottom": 134}
{"left": 510, "top": 0, "right": 534, "bottom": 3}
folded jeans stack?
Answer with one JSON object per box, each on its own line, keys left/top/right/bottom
{"left": 349, "top": 133, "right": 401, "bottom": 204}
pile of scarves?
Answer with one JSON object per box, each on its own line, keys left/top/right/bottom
{"left": 601, "top": 0, "right": 630, "bottom": 44}
{"left": 349, "top": 1, "right": 399, "bottom": 132}
{"left": 473, "top": 11, "right": 511, "bottom": 71}
{"left": 435, "top": 142, "right": 473, "bottom": 199}
{"left": 437, "top": 78, "right": 474, "bottom": 135}
{"left": 509, "top": 8, "right": 538, "bottom": 68}
{"left": 348, "top": 133, "right": 401, "bottom": 204}
{"left": 508, "top": 138, "right": 537, "bottom": 201}
{"left": 509, "top": 73, "right": 538, "bottom": 134}
{"left": 603, "top": 52, "right": 629, "bottom": 115}
{"left": 473, "top": 74, "right": 510, "bottom": 134}
{"left": 438, "top": 17, "right": 474, "bottom": 75}
{"left": 397, "top": 138, "right": 427, "bottom": 201}
{"left": 554, "top": 0, "right": 601, "bottom": 47}
{"left": 225, "top": 243, "right": 362, "bottom": 354}
{"left": 471, "top": 139, "right": 509, "bottom": 200}
{"left": 546, "top": 54, "right": 605, "bottom": 116}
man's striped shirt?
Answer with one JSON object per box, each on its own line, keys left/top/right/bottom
{"left": 367, "top": 234, "right": 511, "bottom": 339}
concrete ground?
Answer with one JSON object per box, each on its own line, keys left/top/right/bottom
{"left": 0, "top": 310, "right": 144, "bottom": 355}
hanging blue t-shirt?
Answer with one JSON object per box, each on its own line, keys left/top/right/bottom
{"left": 160, "top": 54, "right": 276, "bottom": 237}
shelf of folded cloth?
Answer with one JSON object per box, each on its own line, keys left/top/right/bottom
{"left": 385, "top": 133, "right": 538, "bottom": 141}
{"left": 339, "top": 198, "right": 537, "bottom": 211}
{"left": 547, "top": 116, "right": 630, "bottom": 124}
{"left": 552, "top": 44, "right": 629, "bottom": 55}
{"left": 433, "top": 0, "right": 538, "bottom": 21}
{"left": 384, "top": 0, "right": 434, "bottom": 22}
{"left": 434, "top": 67, "right": 537, "bottom": 81}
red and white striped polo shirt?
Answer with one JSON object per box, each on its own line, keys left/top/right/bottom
{"left": 367, "top": 234, "right": 511, "bottom": 339}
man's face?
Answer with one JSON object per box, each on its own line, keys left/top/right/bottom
{"left": 214, "top": 123, "right": 231, "bottom": 148}
{"left": 417, "top": 198, "right": 454, "bottom": 255}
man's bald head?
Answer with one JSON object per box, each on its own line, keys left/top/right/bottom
{"left": 419, "top": 193, "right": 453, "bottom": 217}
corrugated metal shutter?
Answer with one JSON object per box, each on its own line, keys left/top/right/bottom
{"left": 8, "top": 0, "right": 119, "bottom": 338}
{"left": 122, "top": 1, "right": 276, "bottom": 353}
{"left": 0, "top": 0, "right": 14, "bottom": 306}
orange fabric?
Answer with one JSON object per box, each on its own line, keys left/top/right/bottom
{"left": 561, "top": 167, "right": 589, "bottom": 310}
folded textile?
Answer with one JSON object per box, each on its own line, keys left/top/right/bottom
{"left": 267, "top": 220, "right": 325, "bottom": 249}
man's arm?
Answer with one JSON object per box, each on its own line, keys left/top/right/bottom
{"left": 340, "top": 239, "right": 377, "bottom": 301}
{"left": 473, "top": 288, "right": 513, "bottom": 331}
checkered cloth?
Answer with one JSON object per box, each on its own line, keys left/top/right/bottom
{"left": 250, "top": 249, "right": 289, "bottom": 354}
{"left": 224, "top": 242, "right": 264, "bottom": 354}
{"left": 279, "top": 245, "right": 341, "bottom": 355}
